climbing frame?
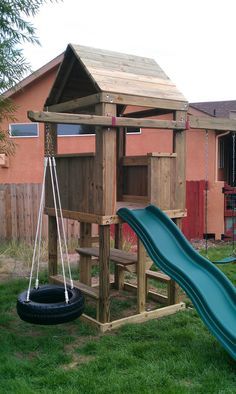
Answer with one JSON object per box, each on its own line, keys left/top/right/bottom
{"left": 28, "top": 44, "right": 189, "bottom": 331}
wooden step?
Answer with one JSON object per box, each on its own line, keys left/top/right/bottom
{"left": 145, "top": 269, "right": 171, "bottom": 283}
{"left": 76, "top": 247, "right": 137, "bottom": 267}
{"left": 50, "top": 275, "right": 99, "bottom": 299}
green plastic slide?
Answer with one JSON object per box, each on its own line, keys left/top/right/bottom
{"left": 117, "top": 205, "right": 236, "bottom": 360}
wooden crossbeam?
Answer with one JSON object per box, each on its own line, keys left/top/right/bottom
{"left": 189, "top": 116, "right": 236, "bottom": 132}
{"left": 45, "top": 207, "right": 187, "bottom": 223}
{"left": 99, "top": 92, "right": 189, "bottom": 111}
{"left": 28, "top": 110, "right": 186, "bottom": 130}
{"left": 44, "top": 207, "right": 119, "bottom": 225}
{"left": 45, "top": 93, "right": 101, "bottom": 112}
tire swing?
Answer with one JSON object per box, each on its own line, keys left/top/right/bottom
{"left": 17, "top": 156, "right": 85, "bottom": 325}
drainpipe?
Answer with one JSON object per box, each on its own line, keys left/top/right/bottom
{"left": 215, "top": 130, "right": 230, "bottom": 182}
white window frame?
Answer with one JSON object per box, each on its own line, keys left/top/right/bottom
{"left": 57, "top": 125, "right": 142, "bottom": 137}
{"left": 9, "top": 122, "right": 39, "bottom": 138}
{"left": 126, "top": 127, "right": 141, "bottom": 135}
{"left": 57, "top": 123, "right": 95, "bottom": 137}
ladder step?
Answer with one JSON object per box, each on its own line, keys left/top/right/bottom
{"left": 146, "top": 269, "right": 171, "bottom": 282}
{"left": 50, "top": 275, "right": 99, "bottom": 299}
{"left": 76, "top": 247, "right": 137, "bottom": 266}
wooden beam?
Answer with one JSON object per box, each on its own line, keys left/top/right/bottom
{"left": 98, "top": 225, "right": 111, "bottom": 323}
{"left": 44, "top": 207, "right": 120, "bottom": 224}
{"left": 173, "top": 111, "right": 186, "bottom": 211}
{"left": 117, "top": 127, "right": 126, "bottom": 201}
{"left": 189, "top": 116, "right": 236, "bottom": 132}
{"left": 52, "top": 57, "right": 75, "bottom": 104}
{"left": 79, "top": 223, "right": 92, "bottom": 285}
{"left": 100, "top": 92, "right": 188, "bottom": 111}
{"left": 48, "top": 216, "right": 57, "bottom": 277}
{"left": 45, "top": 207, "right": 187, "bottom": 223}
{"left": 28, "top": 110, "right": 186, "bottom": 130}
{"left": 46, "top": 93, "right": 101, "bottom": 112}
{"left": 137, "top": 239, "right": 146, "bottom": 313}
{"left": 94, "top": 102, "right": 117, "bottom": 215}
{"left": 123, "top": 108, "right": 173, "bottom": 118}
{"left": 50, "top": 275, "right": 99, "bottom": 299}
{"left": 114, "top": 222, "right": 124, "bottom": 290}
{"left": 98, "top": 303, "right": 186, "bottom": 332}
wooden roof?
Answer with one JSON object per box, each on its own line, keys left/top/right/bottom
{"left": 45, "top": 44, "right": 187, "bottom": 108}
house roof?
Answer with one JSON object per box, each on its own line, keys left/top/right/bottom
{"left": 191, "top": 100, "right": 236, "bottom": 118}
{"left": 3, "top": 53, "right": 63, "bottom": 98}
{"left": 45, "top": 44, "right": 187, "bottom": 107}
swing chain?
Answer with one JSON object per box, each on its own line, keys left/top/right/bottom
{"left": 204, "top": 129, "right": 209, "bottom": 257}
{"left": 45, "top": 123, "right": 55, "bottom": 157}
{"left": 232, "top": 132, "right": 236, "bottom": 254}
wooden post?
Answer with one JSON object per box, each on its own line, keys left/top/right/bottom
{"left": 117, "top": 127, "right": 126, "bottom": 201}
{"left": 137, "top": 239, "right": 146, "bottom": 313}
{"left": 79, "top": 222, "right": 92, "bottom": 285}
{"left": 94, "top": 103, "right": 117, "bottom": 215}
{"left": 99, "top": 225, "right": 111, "bottom": 323}
{"left": 95, "top": 102, "right": 117, "bottom": 323}
{"left": 114, "top": 125, "right": 126, "bottom": 290}
{"left": 48, "top": 216, "right": 57, "bottom": 277}
{"left": 173, "top": 111, "right": 186, "bottom": 211}
{"left": 171, "top": 110, "right": 187, "bottom": 303}
{"left": 114, "top": 223, "right": 124, "bottom": 290}
{"left": 45, "top": 122, "right": 58, "bottom": 279}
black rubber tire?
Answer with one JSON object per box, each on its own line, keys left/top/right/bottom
{"left": 17, "top": 284, "right": 85, "bottom": 325}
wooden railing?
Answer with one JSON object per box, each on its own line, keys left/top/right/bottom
{"left": 121, "top": 153, "right": 177, "bottom": 210}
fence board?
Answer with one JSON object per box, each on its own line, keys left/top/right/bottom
{"left": 182, "top": 180, "right": 205, "bottom": 239}
{"left": 0, "top": 183, "right": 80, "bottom": 244}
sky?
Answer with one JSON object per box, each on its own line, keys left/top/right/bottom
{"left": 23, "top": 0, "right": 236, "bottom": 103}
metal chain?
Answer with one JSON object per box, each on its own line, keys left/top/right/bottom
{"left": 45, "top": 123, "right": 54, "bottom": 157}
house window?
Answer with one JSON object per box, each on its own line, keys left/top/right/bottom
{"left": 126, "top": 127, "right": 141, "bottom": 134}
{"left": 57, "top": 124, "right": 141, "bottom": 136}
{"left": 10, "top": 123, "right": 39, "bottom": 137}
{"left": 57, "top": 124, "right": 95, "bottom": 136}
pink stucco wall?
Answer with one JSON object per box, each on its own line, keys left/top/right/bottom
{"left": 0, "top": 67, "right": 225, "bottom": 239}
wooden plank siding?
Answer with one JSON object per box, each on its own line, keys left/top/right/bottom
{"left": 70, "top": 44, "right": 187, "bottom": 102}
{"left": 45, "top": 154, "right": 95, "bottom": 213}
{"left": 121, "top": 154, "right": 178, "bottom": 210}
{"left": 0, "top": 184, "right": 80, "bottom": 243}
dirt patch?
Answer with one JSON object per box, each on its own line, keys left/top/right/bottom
{"left": 0, "top": 253, "right": 79, "bottom": 282}
{"left": 0, "top": 256, "right": 29, "bottom": 280}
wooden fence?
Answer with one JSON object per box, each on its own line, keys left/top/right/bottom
{"left": 0, "top": 184, "right": 80, "bottom": 243}
{"left": 182, "top": 180, "right": 205, "bottom": 240}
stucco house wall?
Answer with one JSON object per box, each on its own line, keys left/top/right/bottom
{"left": 0, "top": 55, "right": 225, "bottom": 239}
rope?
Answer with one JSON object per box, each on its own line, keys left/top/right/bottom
{"left": 48, "top": 157, "right": 69, "bottom": 303}
{"left": 27, "top": 157, "right": 48, "bottom": 301}
{"left": 52, "top": 157, "right": 74, "bottom": 289}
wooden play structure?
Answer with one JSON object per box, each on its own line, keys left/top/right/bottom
{"left": 28, "top": 44, "right": 236, "bottom": 332}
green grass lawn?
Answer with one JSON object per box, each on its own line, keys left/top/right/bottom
{"left": 0, "top": 244, "right": 236, "bottom": 393}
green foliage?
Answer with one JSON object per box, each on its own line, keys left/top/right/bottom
{"left": 0, "top": 242, "right": 235, "bottom": 392}
{"left": 0, "top": 0, "right": 59, "bottom": 154}
{"left": 0, "top": 278, "right": 236, "bottom": 393}
{"left": 0, "top": 0, "right": 57, "bottom": 93}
